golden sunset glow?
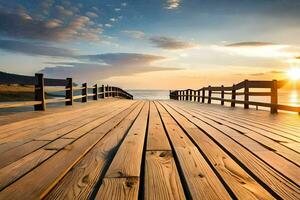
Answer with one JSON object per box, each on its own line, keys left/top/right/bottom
{"left": 287, "top": 68, "right": 300, "bottom": 81}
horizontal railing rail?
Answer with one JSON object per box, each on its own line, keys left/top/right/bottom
{"left": 0, "top": 73, "right": 133, "bottom": 111}
{"left": 170, "top": 79, "right": 300, "bottom": 114}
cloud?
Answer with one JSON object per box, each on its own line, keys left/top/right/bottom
{"left": 249, "top": 70, "right": 284, "bottom": 76}
{"left": 0, "top": 10, "right": 102, "bottom": 42}
{"left": 149, "top": 36, "right": 198, "bottom": 50}
{"left": 122, "top": 30, "right": 146, "bottom": 39}
{"left": 40, "top": 53, "right": 179, "bottom": 82}
{"left": 0, "top": 39, "right": 76, "bottom": 57}
{"left": 122, "top": 31, "right": 197, "bottom": 50}
{"left": 226, "top": 42, "right": 275, "bottom": 47}
{"left": 55, "top": 5, "right": 73, "bottom": 17}
{"left": 165, "top": 0, "right": 181, "bottom": 10}
{"left": 86, "top": 11, "right": 98, "bottom": 18}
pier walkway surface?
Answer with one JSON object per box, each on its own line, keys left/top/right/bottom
{"left": 0, "top": 99, "right": 299, "bottom": 199}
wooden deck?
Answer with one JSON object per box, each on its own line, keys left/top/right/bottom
{"left": 0, "top": 99, "right": 299, "bottom": 199}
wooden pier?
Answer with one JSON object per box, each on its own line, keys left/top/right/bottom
{"left": 0, "top": 99, "right": 299, "bottom": 199}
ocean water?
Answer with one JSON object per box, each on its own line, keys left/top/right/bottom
{"left": 127, "top": 90, "right": 170, "bottom": 100}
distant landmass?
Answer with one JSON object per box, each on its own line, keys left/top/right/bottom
{"left": 0, "top": 71, "right": 36, "bottom": 85}
{"left": 0, "top": 71, "right": 75, "bottom": 102}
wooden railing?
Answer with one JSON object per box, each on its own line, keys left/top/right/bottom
{"left": 170, "top": 80, "right": 300, "bottom": 114}
{"left": 0, "top": 73, "right": 133, "bottom": 111}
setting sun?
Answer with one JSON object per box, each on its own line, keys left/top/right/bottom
{"left": 287, "top": 68, "right": 300, "bottom": 81}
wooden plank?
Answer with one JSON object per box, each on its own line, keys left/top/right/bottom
{"left": 184, "top": 108, "right": 300, "bottom": 163}
{"left": 188, "top": 101, "right": 300, "bottom": 133}
{"left": 44, "top": 102, "right": 144, "bottom": 199}
{"left": 103, "top": 102, "right": 149, "bottom": 178}
{"left": 0, "top": 99, "right": 121, "bottom": 134}
{"left": 144, "top": 151, "right": 186, "bottom": 200}
{"left": 0, "top": 106, "right": 122, "bottom": 163}
{"left": 0, "top": 101, "right": 134, "bottom": 153}
{"left": 95, "top": 102, "right": 149, "bottom": 200}
{"left": 62, "top": 102, "right": 136, "bottom": 139}
{"left": 175, "top": 106, "right": 300, "bottom": 185}
{"left": 0, "top": 101, "right": 42, "bottom": 109}
{"left": 0, "top": 101, "right": 139, "bottom": 199}
{"left": 0, "top": 149, "right": 56, "bottom": 190}
{"left": 147, "top": 102, "right": 171, "bottom": 151}
{"left": 167, "top": 102, "right": 300, "bottom": 199}
{"left": 96, "top": 178, "right": 139, "bottom": 200}
{"left": 161, "top": 102, "right": 274, "bottom": 200}
{"left": 44, "top": 138, "right": 74, "bottom": 150}
{"left": 155, "top": 102, "right": 231, "bottom": 200}
{"left": 176, "top": 102, "right": 300, "bottom": 142}
{"left": 0, "top": 140, "right": 48, "bottom": 169}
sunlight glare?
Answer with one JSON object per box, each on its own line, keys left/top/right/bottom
{"left": 287, "top": 68, "right": 300, "bottom": 81}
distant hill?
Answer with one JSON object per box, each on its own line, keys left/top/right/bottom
{"left": 0, "top": 71, "right": 78, "bottom": 86}
{"left": 0, "top": 71, "right": 36, "bottom": 85}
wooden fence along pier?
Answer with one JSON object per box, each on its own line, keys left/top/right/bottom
{"left": 0, "top": 73, "right": 133, "bottom": 111}
{"left": 170, "top": 79, "right": 300, "bottom": 114}
{"left": 0, "top": 77, "right": 299, "bottom": 200}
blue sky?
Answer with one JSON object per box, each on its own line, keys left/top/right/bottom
{"left": 0, "top": 0, "right": 299, "bottom": 89}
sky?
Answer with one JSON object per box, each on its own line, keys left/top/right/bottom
{"left": 0, "top": 0, "right": 300, "bottom": 89}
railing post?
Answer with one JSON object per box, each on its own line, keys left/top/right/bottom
{"left": 221, "top": 85, "right": 224, "bottom": 106}
{"left": 271, "top": 80, "right": 278, "bottom": 114}
{"left": 82, "top": 83, "right": 88, "bottom": 102}
{"left": 231, "top": 84, "right": 236, "bottom": 107}
{"left": 189, "top": 90, "right": 192, "bottom": 101}
{"left": 197, "top": 90, "right": 200, "bottom": 102}
{"left": 65, "top": 78, "right": 73, "bottom": 106}
{"left": 105, "top": 85, "right": 108, "bottom": 98}
{"left": 101, "top": 85, "right": 105, "bottom": 99}
{"left": 34, "top": 73, "right": 46, "bottom": 111}
{"left": 202, "top": 89, "right": 205, "bottom": 103}
{"left": 208, "top": 86, "right": 212, "bottom": 104}
{"left": 194, "top": 90, "right": 196, "bottom": 102}
{"left": 244, "top": 80, "right": 249, "bottom": 109}
{"left": 93, "top": 84, "right": 98, "bottom": 100}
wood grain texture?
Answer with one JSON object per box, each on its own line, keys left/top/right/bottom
{"left": 144, "top": 151, "right": 186, "bottom": 200}
{"left": 0, "top": 102, "right": 137, "bottom": 200}
{"left": 96, "top": 178, "right": 139, "bottom": 200}
{"left": 146, "top": 102, "right": 171, "bottom": 151}
{"left": 0, "top": 140, "right": 48, "bottom": 168}
{"left": 104, "top": 102, "right": 149, "bottom": 178}
{"left": 162, "top": 102, "right": 274, "bottom": 200}
{"left": 155, "top": 102, "right": 231, "bottom": 200}
{"left": 44, "top": 102, "right": 144, "bottom": 200}
{"left": 0, "top": 149, "right": 56, "bottom": 190}
{"left": 168, "top": 102, "right": 300, "bottom": 200}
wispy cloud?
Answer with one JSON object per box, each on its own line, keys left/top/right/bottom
{"left": 226, "top": 42, "right": 275, "bottom": 47}
{"left": 122, "top": 30, "right": 146, "bottom": 39}
{"left": 0, "top": 39, "right": 76, "bottom": 57}
{"left": 122, "top": 30, "right": 197, "bottom": 50}
{"left": 149, "top": 36, "right": 198, "bottom": 50}
{"left": 165, "top": 0, "right": 181, "bottom": 10}
{"left": 40, "top": 53, "right": 179, "bottom": 82}
{"left": 248, "top": 70, "right": 284, "bottom": 76}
